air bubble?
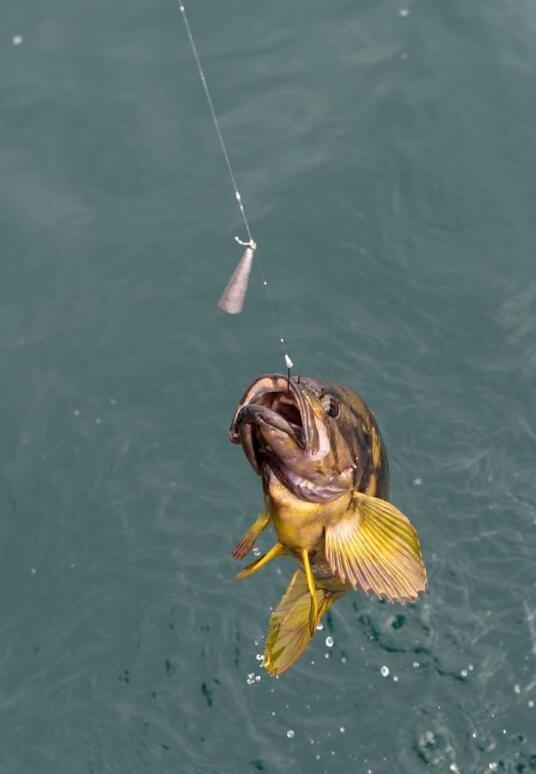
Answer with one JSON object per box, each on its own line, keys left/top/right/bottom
{"left": 287, "top": 729, "right": 295, "bottom": 739}
{"left": 325, "top": 636, "right": 334, "bottom": 648}
{"left": 380, "top": 665, "right": 390, "bottom": 677}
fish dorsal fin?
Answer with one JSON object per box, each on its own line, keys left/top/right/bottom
{"left": 324, "top": 493, "right": 427, "bottom": 602}
{"left": 264, "top": 570, "right": 336, "bottom": 676}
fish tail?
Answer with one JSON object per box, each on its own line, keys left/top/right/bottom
{"left": 264, "top": 570, "right": 340, "bottom": 676}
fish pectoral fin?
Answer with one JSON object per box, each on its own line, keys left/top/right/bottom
{"left": 300, "top": 548, "right": 319, "bottom": 637}
{"left": 324, "top": 492, "right": 427, "bottom": 602}
{"left": 231, "top": 511, "right": 271, "bottom": 560}
{"left": 264, "top": 570, "right": 336, "bottom": 676}
{"left": 235, "top": 542, "right": 285, "bottom": 581}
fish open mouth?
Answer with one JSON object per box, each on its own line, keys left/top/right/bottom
{"left": 229, "top": 375, "right": 314, "bottom": 474}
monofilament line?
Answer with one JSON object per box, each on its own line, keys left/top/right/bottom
{"left": 178, "top": 2, "right": 293, "bottom": 371}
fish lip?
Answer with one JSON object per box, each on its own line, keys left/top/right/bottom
{"left": 235, "top": 404, "right": 302, "bottom": 446}
{"left": 237, "top": 422, "right": 261, "bottom": 475}
{"left": 229, "top": 374, "right": 315, "bottom": 451}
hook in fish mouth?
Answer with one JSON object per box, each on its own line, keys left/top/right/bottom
{"left": 235, "top": 399, "right": 304, "bottom": 446}
{"left": 229, "top": 375, "right": 316, "bottom": 474}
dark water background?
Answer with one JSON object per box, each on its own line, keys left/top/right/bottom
{"left": 2, "top": 0, "right": 536, "bottom": 772}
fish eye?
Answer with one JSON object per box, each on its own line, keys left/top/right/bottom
{"left": 320, "top": 394, "right": 340, "bottom": 419}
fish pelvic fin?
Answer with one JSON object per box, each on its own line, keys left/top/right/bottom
{"left": 264, "top": 569, "right": 339, "bottom": 676}
{"left": 325, "top": 492, "right": 428, "bottom": 603}
{"left": 235, "top": 542, "right": 285, "bottom": 581}
{"left": 231, "top": 511, "right": 271, "bottom": 560}
{"left": 300, "top": 548, "right": 319, "bottom": 637}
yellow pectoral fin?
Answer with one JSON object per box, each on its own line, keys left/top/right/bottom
{"left": 235, "top": 542, "right": 285, "bottom": 581}
{"left": 325, "top": 492, "right": 428, "bottom": 602}
{"left": 264, "top": 569, "right": 338, "bottom": 676}
{"left": 231, "top": 511, "right": 271, "bottom": 560}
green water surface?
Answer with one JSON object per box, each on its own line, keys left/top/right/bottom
{"left": 1, "top": 1, "right": 535, "bottom": 772}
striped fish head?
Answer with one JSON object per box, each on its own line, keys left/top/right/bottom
{"left": 229, "top": 374, "right": 388, "bottom": 503}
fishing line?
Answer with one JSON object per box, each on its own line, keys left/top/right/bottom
{"left": 178, "top": 2, "right": 294, "bottom": 377}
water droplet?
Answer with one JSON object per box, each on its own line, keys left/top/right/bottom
{"left": 399, "top": 8, "right": 410, "bottom": 17}
{"left": 461, "top": 669, "right": 468, "bottom": 677}
{"left": 380, "top": 665, "right": 390, "bottom": 677}
{"left": 393, "top": 675, "right": 399, "bottom": 682}
{"left": 287, "top": 729, "right": 295, "bottom": 739}
{"left": 514, "top": 684, "right": 521, "bottom": 694}
{"left": 253, "top": 547, "right": 261, "bottom": 557}
{"left": 255, "top": 675, "right": 261, "bottom": 682}
{"left": 73, "top": 409, "right": 80, "bottom": 416}
{"left": 528, "top": 700, "right": 534, "bottom": 708}
{"left": 316, "top": 623, "right": 324, "bottom": 631}
{"left": 412, "top": 661, "right": 420, "bottom": 668}
{"left": 340, "top": 726, "right": 345, "bottom": 733}
{"left": 30, "top": 567, "right": 37, "bottom": 575}
{"left": 413, "top": 477, "right": 422, "bottom": 486}
{"left": 12, "top": 35, "right": 23, "bottom": 45}
{"left": 325, "top": 636, "right": 334, "bottom": 648}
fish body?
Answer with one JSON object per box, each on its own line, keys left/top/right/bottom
{"left": 229, "top": 374, "right": 427, "bottom": 674}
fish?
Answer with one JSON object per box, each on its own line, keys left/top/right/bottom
{"left": 229, "top": 373, "right": 428, "bottom": 676}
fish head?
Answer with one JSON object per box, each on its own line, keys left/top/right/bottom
{"left": 229, "top": 374, "right": 387, "bottom": 502}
